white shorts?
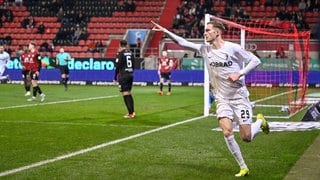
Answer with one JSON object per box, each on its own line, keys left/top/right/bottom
{"left": 216, "top": 97, "right": 252, "bottom": 125}
{"left": 0, "top": 64, "right": 6, "bottom": 76}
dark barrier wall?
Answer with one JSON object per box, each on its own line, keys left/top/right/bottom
{"left": 4, "top": 69, "right": 320, "bottom": 85}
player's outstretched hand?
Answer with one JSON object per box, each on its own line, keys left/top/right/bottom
{"left": 151, "top": 20, "right": 165, "bottom": 32}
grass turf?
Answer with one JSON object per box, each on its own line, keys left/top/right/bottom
{"left": 0, "top": 84, "right": 319, "bottom": 179}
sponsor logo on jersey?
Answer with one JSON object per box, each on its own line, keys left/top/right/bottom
{"left": 209, "top": 61, "right": 233, "bottom": 67}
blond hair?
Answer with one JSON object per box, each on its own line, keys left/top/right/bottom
{"left": 207, "top": 20, "right": 225, "bottom": 33}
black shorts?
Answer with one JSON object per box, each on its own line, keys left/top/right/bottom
{"left": 160, "top": 72, "right": 171, "bottom": 80}
{"left": 118, "top": 73, "right": 133, "bottom": 92}
{"left": 22, "top": 69, "right": 30, "bottom": 79}
{"left": 59, "top": 65, "right": 69, "bottom": 75}
{"left": 30, "top": 71, "right": 39, "bottom": 80}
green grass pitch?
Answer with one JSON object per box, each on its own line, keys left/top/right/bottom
{"left": 0, "top": 84, "right": 319, "bottom": 179}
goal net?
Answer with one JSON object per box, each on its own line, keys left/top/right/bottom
{"left": 204, "top": 14, "right": 310, "bottom": 119}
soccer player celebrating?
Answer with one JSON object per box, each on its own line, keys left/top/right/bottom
{"left": 20, "top": 45, "right": 31, "bottom": 96}
{"left": 0, "top": 45, "right": 10, "bottom": 83}
{"left": 56, "top": 48, "right": 71, "bottom": 91}
{"left": 151, "top": 20, "right": 269, "bottom": 177}
{"left": 113, "top": 40, "right": 135, "bottom": 118}
{"left": 157, "top": 50, "right": 173, "bottom": 96}
{"left": 27, "top": 42, "right": 45, "bottom": 102}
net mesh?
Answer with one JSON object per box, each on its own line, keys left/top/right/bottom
{"left": 208, "top": 15, "right": 310, "bottom": 118}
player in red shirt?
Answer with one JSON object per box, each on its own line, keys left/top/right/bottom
{"left": 157, "top": 50, "right": 173, "bottom": 96}
{"left": 27, "top": 42, "right": 45, "bottom": 102}
{"left": 20, "top": 45, "right": 31, "bottom": 96}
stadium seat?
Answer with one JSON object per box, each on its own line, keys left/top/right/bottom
{"left": 78, "top": 40, "right": 85, "bottom": 46}
{"left": 240, "top": 1, "right": 246, "bottom": 6}
{"left": 78, "top": 52, "right": 88, "bottom": 58}
{"left": 245, "top": 6, "right": 252, "bottom": 12}
{"left": 272, "top": 6, "right": 279, "bottom": 11}
{"left": 253, "top": 1, "right": 260, "bottom": 6}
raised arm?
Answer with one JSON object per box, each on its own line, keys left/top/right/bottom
{"left": 151, "top": 20, "right": 201, "bottom": 51}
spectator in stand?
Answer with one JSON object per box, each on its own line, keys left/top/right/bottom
{"left": 295, "top": 12, "right": 309, "bottom": 30}
{"left": 80, "top": 27, "right": 88, "bottom": 39}
{"left": 276, "top": 46, "right": 286, "bottom": 58}
{"left": 21, "top": 16, "right": 35, "bottom": 29}
{"left": 276, "top": 7, "right": 286, "bottom": 20}
{"left": 40, "top": 41, "right": 49, "bottom": 53}
{"left": 15, "top": 0, "right": 23, "bottom": 6}
{"left": 265, "top": 0, "right": 273, "bottom": 6}
{"left": 15, "top": 45, "right": 24, "bottom": 57}
{"left": 57, "top": 7, "right": 65, "bottom": 23}
{"left": 0, "top": 35, "right": 4, "bottom": 45}
{"left": 47, "top": 40, "right": 54, "bottom": 55}
{"left": 0, "top": 34, "right": 11, "bottom": 45}
{"left": 5, "top": 35, "right": 11, "bottom": 45}
{"left": 40, "top": 40, "right": 54, "bottom": 55}
{"left": 125, "top": 0, "right": 136, "bottom": 12}
{"left": 95, "top": 40, "right": 104, "bottom": 54}
{"left": 4, "top": 9, "right": 13, "bottom": 22}
{"left": 71, "top": 26, "right": 82, "bottom": 45}
{"left": 27, "top": 16, "right": 35, "bottom": 29}
{"left": 298, "top": 0, "right": 307, "bottom": 12}
{"left": 87, "top": 40, "right": 96, "bottom": 53}
{"left": 37, "top": 21, "right": 45, "bottom": 34}
{"left": 190, "top": 26, "right": 203, "bottom": 38}
{"left": 283, "top": 9, "right": 293, "bottom": 21}
{"left": 314, "top": 0, "right": 320, "bottom": 11}
{"left": 3, "top": 44, "right": 12, "bottom": 56}
{"left": 75, "top": 12, "right": 87, "bottom": 26}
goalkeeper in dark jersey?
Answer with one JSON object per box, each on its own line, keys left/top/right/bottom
{"left": 113, "top": 40, "right": 135, "bottom": 118}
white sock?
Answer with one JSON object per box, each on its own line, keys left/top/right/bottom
{"left": 224, "top": 135, "right": 247, "bottom": 169}
{"left": 251, "top": 119, "right": 262, "bottom": 140}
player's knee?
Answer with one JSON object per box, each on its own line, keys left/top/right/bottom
{"left": 222, "top": 129, "right": 233, "bottom": 137}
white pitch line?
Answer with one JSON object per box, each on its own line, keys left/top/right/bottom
{"left": 0, "top": 115, "right": 206, "bottom": 177}
{"left": 0, "top": 120, "right": 158, "bottom": 128}
{"left": 253, "top": 90, "right": 293, "bottom": 103}
{"left": 0, "top": 95, "right": 119, "bottom": 110}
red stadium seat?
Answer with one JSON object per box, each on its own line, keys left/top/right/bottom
{"left": 253, "top": 1, "right": 260, "bottom": 6}
{"left": 272, "top": 6, "right": 279, "bottom": 11}
{"left": 78, "top": 40, "right": 85, "bottom": 46}
{"left": 245, "top": 6, "right": 252, "bottom": 12}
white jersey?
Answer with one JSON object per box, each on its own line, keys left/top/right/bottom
{"left": 0, "top": 51, "right": 10, "bottom": 76}
{"left": 0, "top": 51, "right": 10, "bottom": 66}
{"left": 164, "top": 29, "right": 261, "bottom": 100}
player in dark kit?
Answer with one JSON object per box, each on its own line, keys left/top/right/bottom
{"left": 27, "top": 42, "right": 45, "bottom": 102}
{"left": 113, "top": 40, "right": 135, "bottom": 118}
